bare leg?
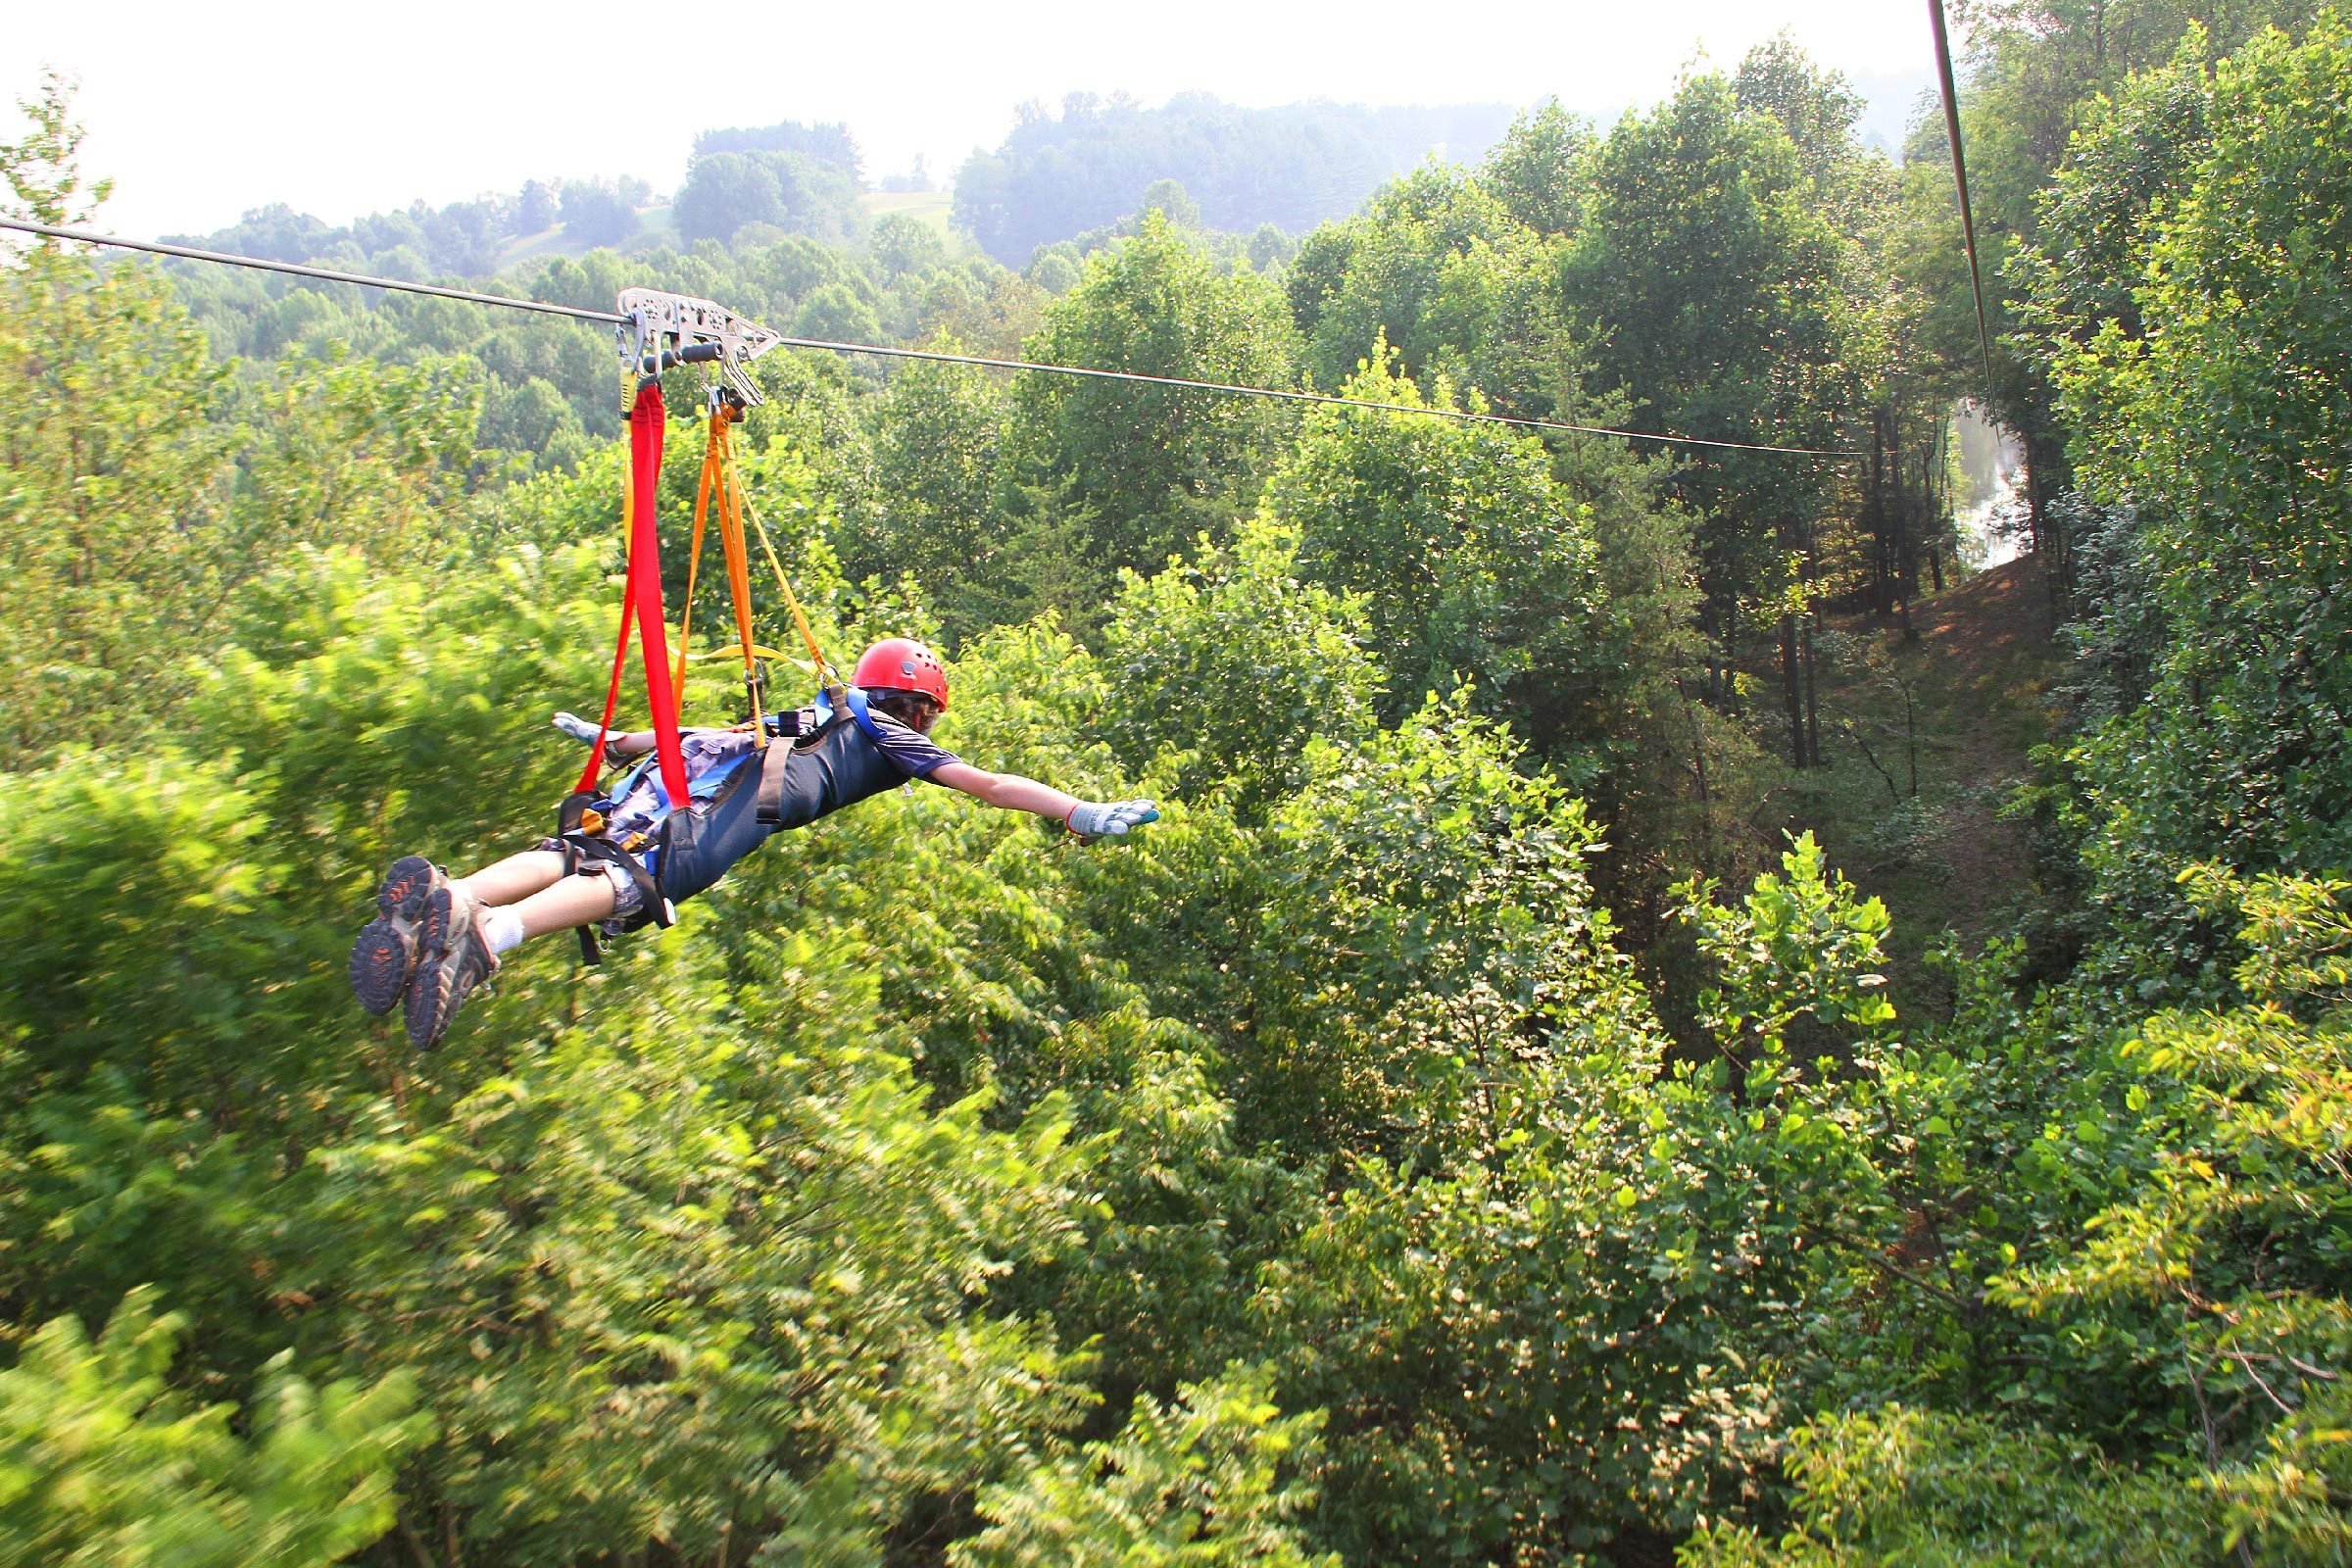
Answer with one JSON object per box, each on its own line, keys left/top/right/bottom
{"left": 456, "top": 851, "right": 569, "bottom": 906}
{"left": 508, "top": 874, "right": 617, "bottom": 941}
{"left": 451, "top": 850, "right": 622, "bottom": 952}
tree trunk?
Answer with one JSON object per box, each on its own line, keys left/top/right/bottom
{"left": 1780, "top": 614, "right": 1806, "bottom": 768}
{"left": 1683, "top": 684, "right": 1717, "bottom": 870}
{"left": 1925, "top": 436, "right": 1946, "bottom": 592}
{"left": 1801, "top": 612, "right": 1823, "bottom": 767}
{"left": 1896, "top": 422, "right": 1919, "bottom": 603}
{"left": 1870, "top": 410, "right": 1891, "bottom": 613}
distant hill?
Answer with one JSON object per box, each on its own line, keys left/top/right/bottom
{"left": 160, "top": 97, "right": 1521, "bottom": 282}
{"left": 165, "top": 120, "right": 870, "bottom": 280}
{"left": 953, "top": 94, "right": 1515, "bottom": 266}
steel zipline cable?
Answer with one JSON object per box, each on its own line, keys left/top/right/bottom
{"left": 1927, "top": 0, "right": 1999, "bottom": 396}
{"left": 2, "top": 215, "right": 1865, "bottom": 460}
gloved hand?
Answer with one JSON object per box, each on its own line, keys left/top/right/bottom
{"left": 553, "top": 710, "right": 607, "bottom": 746}
{"left": 1065, "top": 799, "right": 1160, "bottom": 839}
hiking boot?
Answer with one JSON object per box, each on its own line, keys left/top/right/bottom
{"left": 402, "top": 881, "right": 500, "bottom": 1052}
{"left": 348, "top": 855, "right": 443, "bottom": 1016}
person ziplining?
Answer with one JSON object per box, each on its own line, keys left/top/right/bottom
{"left": 342, "top": 289, "right": 1155, "bottom": 1051}
{"left": 352, "top": 636, "right": 1158, "bottom": 1051}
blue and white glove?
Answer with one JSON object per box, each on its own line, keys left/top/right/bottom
{"left": 1065, "top": 799, "right": 1160, "bottom": 839}
{"left": 553, "top": 710, "right": 607, "bottom": 746}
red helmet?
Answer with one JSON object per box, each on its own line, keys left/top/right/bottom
{"left": 851, "top": 637, "right": 950, "bottom": 711}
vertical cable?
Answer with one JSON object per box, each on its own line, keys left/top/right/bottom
{"left": 1929, "top": 0, "right": 2000, "bottom": 395}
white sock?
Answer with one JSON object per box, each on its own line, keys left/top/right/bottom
{"left": 481, "top": 906, "right": 527, "bottom": 956}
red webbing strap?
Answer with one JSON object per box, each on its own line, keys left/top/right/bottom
{"left": 627, "top": 384, "right": 690, "bottom": 805}
{"left": 573, "top": 382, "right": 690, "bottom": 806}
{"left": 574, "top": 417, "right": 642, "bottom": 794}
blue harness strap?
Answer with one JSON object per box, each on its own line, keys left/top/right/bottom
{"left": 810, "top": 686, "right": 891, "bottom": 745}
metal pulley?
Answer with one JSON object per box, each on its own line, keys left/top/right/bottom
{"left": 615, "top": 287, "right": 784, "bottom": 409}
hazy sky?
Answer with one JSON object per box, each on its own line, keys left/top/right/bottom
{"left": 14, "top": 0, "right": 1942, "bottom": 237}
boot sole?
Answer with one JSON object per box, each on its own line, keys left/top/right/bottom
{"left": 403, "top": 885, "right": 458, "bottom": 1051}
{"left": 348, "top": 855, "right": 437, "bottom": 1016}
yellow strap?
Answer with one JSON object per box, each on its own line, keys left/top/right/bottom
{"left": 682, "top": 641, "right": 804, "bottom": 665}
{"left": 673, "top": 403, "right": 773, "bottom": 717}
{"left": 733, "top": 460, "right": 841, "bottom": 692}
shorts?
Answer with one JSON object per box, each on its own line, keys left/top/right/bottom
{"left": 645, "top": 760, "right": 776, "bottom": 907}
{"left": 593, "top": 858, "right": 647, "bottom": 933}
{"left": 535, "top": 761, "right": 775, "bottom": 938}
{"left": 533, "top": 835, "right": 651, "bottom": 935}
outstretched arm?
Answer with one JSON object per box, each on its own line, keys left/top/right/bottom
{"left": 928, "top": 762, "right": 1158, "bottom": 838}
{"left": 554, "top": 712, "right": 655, "bottom": 757}
{"left": 928, "top": 762, "right": 1078, "bottom": 820}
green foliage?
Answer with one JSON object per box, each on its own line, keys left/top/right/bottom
{"left": 952, "top": 1367, "right": 1340, "bottom": 1568}
{"left": 839, "top": 340, "right": 1010, "bottom": 638}
{"left": 1479, "top": 100, "right": 1592, "bottom": 238}
{"left": 2022, "top": 18, "right": 2352, "bottom": 993}
{"left": 1682, "top": 1407, "right": 2216, "bottom": 1566}
{"left": 1265, "top": 350, "right": 1607, "bottom": 749}
{"left": 1693, "top": 866, "right": 2352, "bottom": 1565}
{"left": 1676, "top": 832, "right": 1897, "bottom": 1059}
{"left": 1101, "top": 516, "right": 1381, "bottom": 813}
{"left": 0, "top": 545, "right": 1113, "bottom": 1564}
{"left": 999, "top": 214, "right": 1299, "bottom": 629}
{"left": 0, "top": 1288, "right": 431, "bottom": 1567}
{"left": 672, "top": 151, "right": 790, "bottom": 246}
{"left": 1267, "top": 840, "right": 1890, "bottom": 1564}
{"left": 1288, "top": 165, "right": 1561, "bottom": 401}
{"left": 555, "top": 178, "right": 639, "bottom": 248}
{"left": 0, "top": 189, "right": 479, "bottom": 754}
{"left": 674, "top": 145, "right": 865, "bottom": 250}
{"left": 1562, "top": 67, "right": 1868, "bottom": 616}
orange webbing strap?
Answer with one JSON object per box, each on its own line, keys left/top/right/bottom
{"left": 716, "top": 425, "right": 759, "bottom": 684}
{"left": 674, "top": 403, "right": 767, "bottom": 714}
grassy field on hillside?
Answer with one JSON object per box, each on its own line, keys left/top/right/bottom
{"left": 860, "top": 188, "right": 955, "bottom": 233}
{"left": 494, "top": 203, "right": 679, "bottom": 269}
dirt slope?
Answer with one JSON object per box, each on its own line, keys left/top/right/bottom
{"left": 1808, "top": 559, "right": 2065, "bottom": 971}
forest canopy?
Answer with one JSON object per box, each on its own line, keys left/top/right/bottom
{"left": 4, "top": 7, "right": 2351, "bottom": 1563}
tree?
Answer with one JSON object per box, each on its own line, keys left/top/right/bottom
{"left": 953, "top": 1368, "right": 1340, "bottom": 1568}
{"left": 843, "top": 342, "right": 1010, "bottom": 637}
{"left": 1561, "top": 66, "right": 1875, "bottom": 767}
{"left": 693, "top": 118, "right": 862, "bottom": 179}
{"left": 1102, "top": 515, "right": 1382, "bottom": 813}
{"left": 1896, "top": 0, "right": 2317, "bottom": 568}
{"left": 671, "top": 150, "right": 783, "bottom": 244}
{"left": 514, "top": 177, "right": 557, "bottom": 234}
{"left": 1480, "top": 98, "right": 1592, "bottom": 237}
{"left": 1137, "top": 176, "right": 1200, "bottom": 228}
{"left": 997, "top": 213, "right": 1298, "bottom": 630}
{"left": 1288, "top": 163, "right": 1559, "bottom": 400}
{"left": 870, "top": 210, "right": 950, "bottom": 279}
{"left": 557, "top": 177, "right": 638, "bottom": 246}
{"left": 2026, "top": 18, "right": 2352, "bottom": 991}
{"left": 1264, "top": 352, "right": 1607, "bottom": 751}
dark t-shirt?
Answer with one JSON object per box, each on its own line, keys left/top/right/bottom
{"left": 647, "top": 712, "right": 962, "bottom": 908}
{"left": 759, "top": 710, "right": 960, "bottom": 830}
